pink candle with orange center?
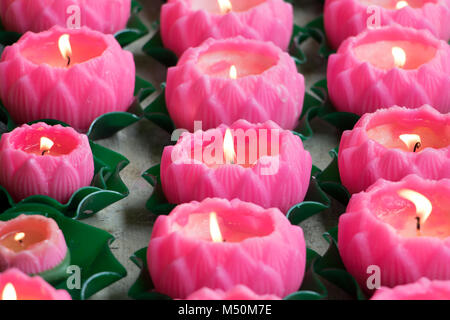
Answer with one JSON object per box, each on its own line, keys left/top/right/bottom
{"left": 166, "top": 37, "right": 305, "bottom": 132}
{"left": 148, "top": 198, "right": 306, "bottom": 299}
{"left": 0, "top": 25, "right": 135, "bottom": 132}
{"left": 161, "top": 0, "right": 293, "bottom": 57}
{"left": 328, "top": 26, "right": 450, "bottom": 115}
{"left": 0, "top": 269, "right": 70, "bottom": 300}
{"left": 324, "top": 0, "right": 450, "bottom": 49}
{"left": 161, "top": 120, "right": 311, "bottom": 213}
{"left": 338, "top": 175, "right": 450, "bottom": 291}
{"left": 0, "top": 215, "right": 68, "bottom": 276}
{"left": 0, "top": 122, "right": 94, "bottom": 203}
{"left": 339, "top": 105, "right": 450, "bottom": 194}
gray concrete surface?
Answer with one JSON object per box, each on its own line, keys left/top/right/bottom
{"left": 86, "top": 0, "right": 343, "bottom": 300}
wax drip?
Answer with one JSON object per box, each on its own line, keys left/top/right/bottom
{"left": 413, "top": 142, "right": 421, "bottom": 153}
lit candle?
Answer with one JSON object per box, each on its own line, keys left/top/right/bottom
{"left": 166, "top": 37, "right": 305, "bottom": 132}
{"left": 185, "top": 285, "right": 281, "bottom": 300}
{"left": 147, "top": 198, "right": 306, "bottom": 299}
{"left": 0, "top": 122, "right": 94, "bottom": 203}
{"left": 338, "top": 175, "right": 450, "bottom": 291}
{"left": 0, "top": 215, "right": 68, "bottom": 276}
{"left": 161, "top": 0, "right": 294, "bottom": 57}
{"left": 327, "top": 26, "right": 450, "bottom": 115}
{"left": 0, "top": 0, "right": 131, "bottom": 34}
{"left": 371, "top": 278, "right": 450, "bottom": 300}
{"left": 0, "top": 25, "right": 135, "bottom": 132}
{"left": 324, "top": 0, "right": 450, "bottom": 49}
{"left": 338, "top": 105, "right": 450, "bottom": 194}
{"left": 160, "top": 120, "right": 312, "bottom": 213}
{"left": 0, "top": 269, "right": 70, "bottom": 300}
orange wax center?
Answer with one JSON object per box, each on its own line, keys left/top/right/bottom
{"left": 190, "top": 0, "right": 265, "bottom": 13}
{"left": 0, "top": 229, "right": 47, "bottom": 252}
{"left": 359, "top": 0, "right": 437, "bottom": 9}
{"left": 11, "top": 126, "right": 80, "bottom": 156}
{"left": 197, "top": 45, "right": 278, "bottom": 78}
{"left": 367, "top": 121, "right": 450, "bottom": 152}
{"left": 173, "top": 212, "right": 274, "bottom": 242}
{"left": 20, "top": 32, "right": 107, "bottom": 68}
{"left": 372, "top": 188, "right": 450, "bottom": 238}
{"left": 354, "top": 40, "right": 437, "bottom": 70}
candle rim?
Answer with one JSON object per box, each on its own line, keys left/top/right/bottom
{"left": 3, "top": 122, "right": 88, "bottom": 159}
{"left": 353, "top": 105, "right": 450, "bottom": 153}
{"left": 341, "top": 25, "right": 444, "bottom": 73}
{"left": 168, "top": 119, "right": 292, "bottom": 170}
{"left": 10, "top": 25, "right": 120, "bottom": 70}
{"left": 348, "top": 174, "right": 450, "bottom": 240}
{"left": 181, "top": 36, "right": 286, "bottom": 80}
{"left": 154, "top": 198, "right": 292, "bottom": 245}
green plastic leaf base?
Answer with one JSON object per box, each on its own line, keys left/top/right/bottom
{"left": 0, "top": 204, "right": 127, "bottom": 300}
{"left": 36, "top": 250, "right": 71, "bottom": 284}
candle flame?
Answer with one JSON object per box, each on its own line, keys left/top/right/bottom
{"left": 14, "top": 232, "right": 25, "bottom": 242}
{"left": 40, "top": 137, "right": 54, "bottom": 153}
{"left": 209, "top": 212, "right": 223, "bottom": 243}
{"left": 218, "top": 0, "right": 232, "bottom": 14}
{"left": 58, "top": 34, "right": 72, "bottom": 65}
{"left": 396, "top": 1, "right": 409, "bottom": 9}
{"left": 398, "top": 189, "right": 432, "bottom": 225}
{"left": 1, "top": 283, "right": 17, "bottom": 300}
{"left": 392, "top": 46, "right": 406, "bottom": 68}
{"left": 229, "top": 65, "right": 237, "bottom": 79}
{"left": 399, "top": 134, "right": 421, "bottom": 151}
{"left": 223, "top": 129, "right": 236, "bottom": 164}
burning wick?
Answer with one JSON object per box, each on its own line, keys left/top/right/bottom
{"left": 218, "top": 0, "right": 232, "bottom": 14}
{"left": 396, "top": 1, "right": 408, "bottom": 9}
{"left": 223, "top": 129, "right": 236, "bottom": 164}
{"left": 1, "top": 283, "right": 17, "bottom": 300}
{"left": 58, "top": 34, "right": 72, "bottom": 67}
{"left": 40, "top": 137, "right": 54, "bottom": 156}
{"left": 209, "top": 212, "right": 224, "bottom": 243}
{"left": 399, "top": 134, "right": 421, "bottom": 153}
{"left": 229, "top": 65, "right": 237, "bottom": 80}
{"left": 398, "top": 189, "right": 432, "bottom": 234}
{"left": 14, "top": 232, "right": 25, "bottom": 245}
{"left": 392, "top": 46, "right": 406, "bottom": 68}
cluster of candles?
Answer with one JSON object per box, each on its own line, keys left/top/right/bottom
{"left": 0, "top": 0, "right": 448, "bottom": 300}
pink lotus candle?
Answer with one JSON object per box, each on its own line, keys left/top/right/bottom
{"left": 0, "top": 268, "right": 71, "bottom": 300}
{"left": 161, "top": 120, "right": 312, "bottom": 213}
{"left": 0, "top": 0, "right": 131, "bottom": 34}
{"left": 0, "top": 25, "right": 135, "bottom": 132}
{"left": 148, "top": 198, "right": 306, "bottom": 299}
{"left": 338, "top": 175, "right": 450, "bottom": 292}
{"left": 327, "top": 26, "right": 450, "bottom": 115}
{"left": 0, "top": 122, "right": 94, "bottom": 203}
{"left": 339, "top": 105, "right": 450, "bottom": 194}
{"left": 185, "top": 285, "right": 281, "bottom": 300}
{"left": 371, "top": 278, "right": 450, "bottom": 300}
{"left": 0, "top": 215, "right": 68, "bottom": 275}
{"left": 324, "top": 0, "right": 450, "bottom": 50}
{"left": 166, "top": 37, "right": 305, "bottom": 132}
{"left": 161, "top": 0, "right": 293, "bottom": 57}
